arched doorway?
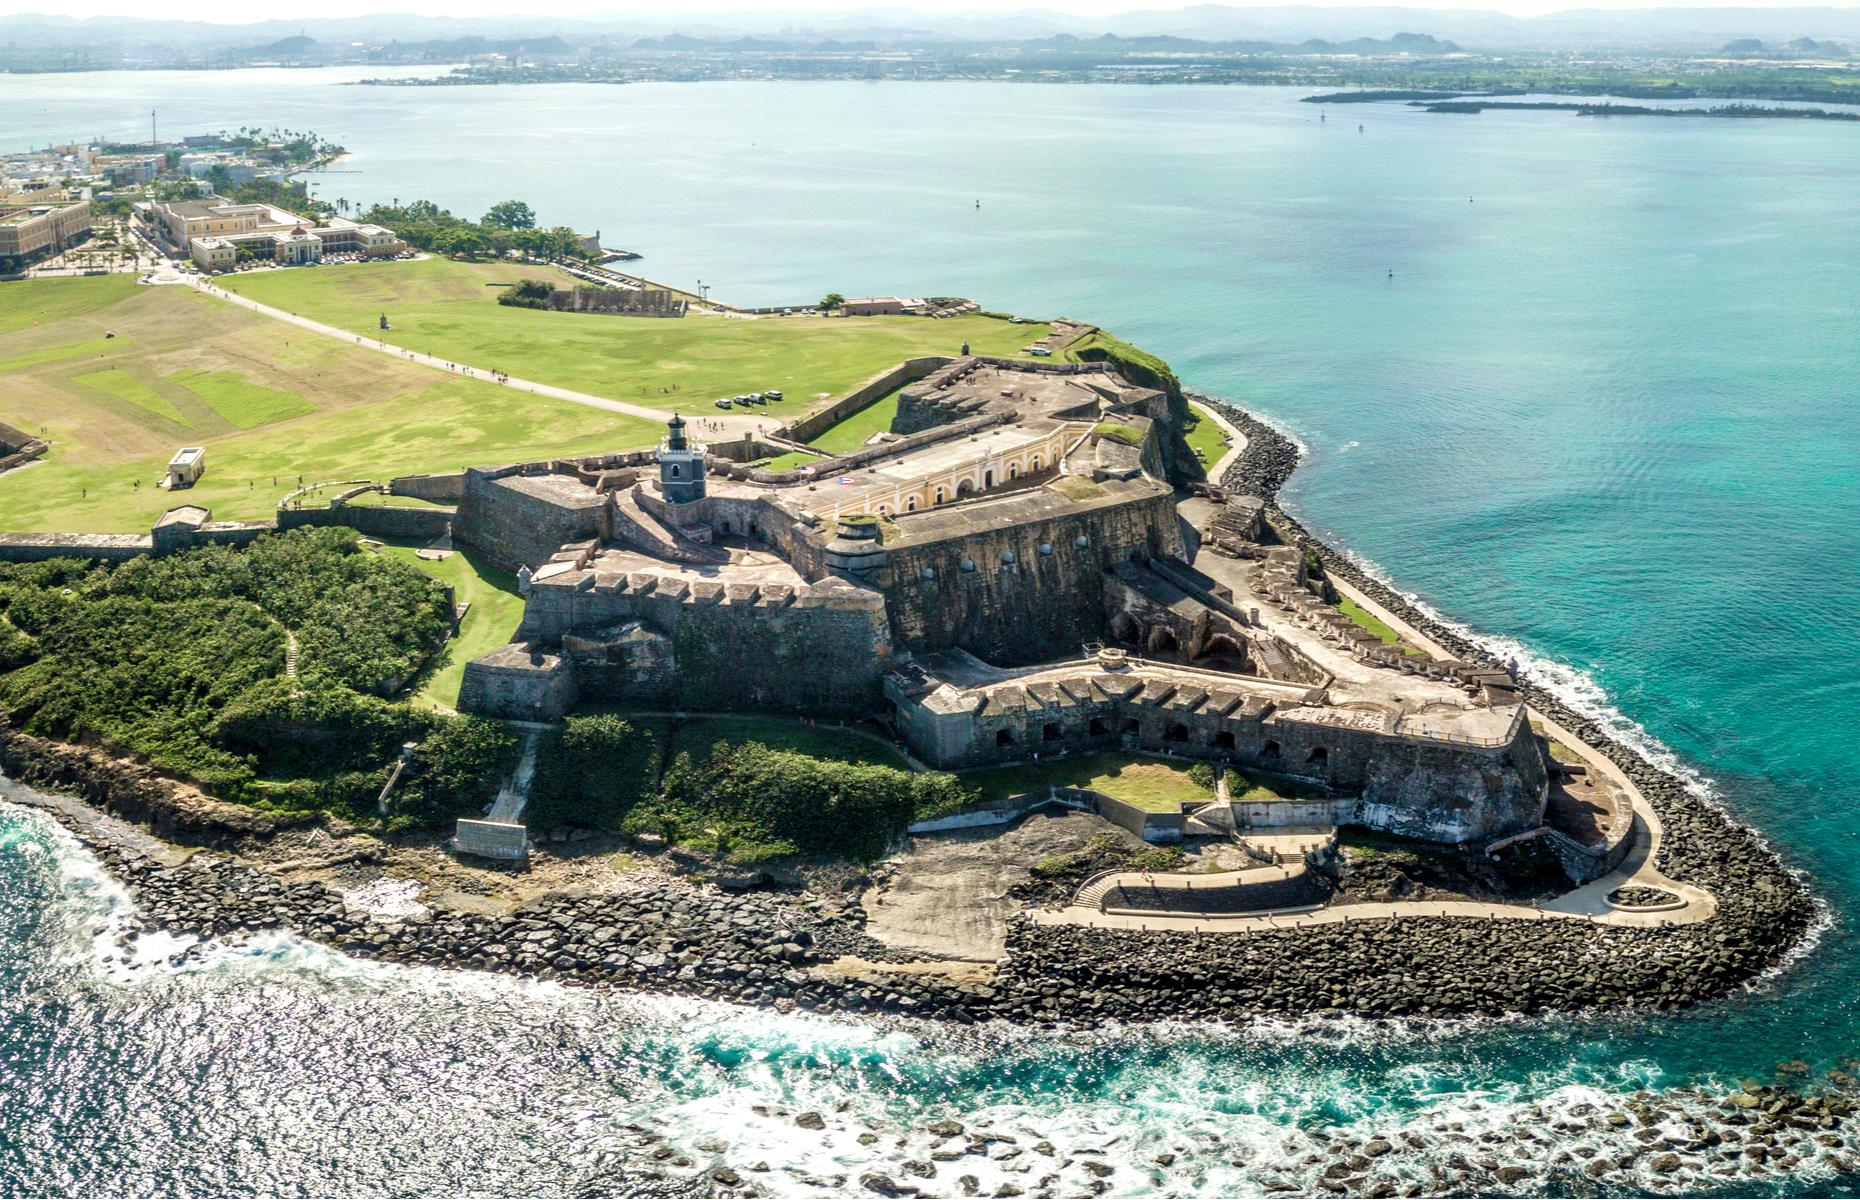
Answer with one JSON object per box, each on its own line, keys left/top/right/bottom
{"left": 995, "top": 728, "right": 1018, "bottom": 748}
{"left": 957, "top": 479, "right": 976, "bottom": 499}
{"left": 1109, "top": 612, "right": 1139, "bottom": 643}
{"left": 1147, "top": 626, "right": 1178, "bottom": 658}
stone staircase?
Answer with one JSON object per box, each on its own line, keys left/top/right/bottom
{"left": 610, "top": 486, "right": 729, "bottom": 565}
{"left": 1073, "top": 869, "right": 1124, "bottom": 912}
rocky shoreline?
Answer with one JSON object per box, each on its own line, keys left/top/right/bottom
{"left": 0, "top": 396, "right": 1818, "bottom": 1032}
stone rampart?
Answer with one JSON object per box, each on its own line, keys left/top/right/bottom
{"left": 776, "top": 356, "right": 949, "bottom": 446}
{"left": 454, "top": 465, "right": 609, "bottom": 574}
{"left": 0, "top": 532, "right": 153, "bottom": 563}
{"left": 389, "top": 472, "right": 466, "bottom": 504}
{"left": 876, "top": 483, "right": 1184, "bottom": 664}
{"left": 480, "top": 568, "right": 892, "bottom": 717}
{"left": 277, "top": 503, "right": 454, "bottom": 542}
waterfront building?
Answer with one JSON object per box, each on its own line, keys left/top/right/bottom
{"left": 145, "top": 195, "right": 400, "bottom": 269}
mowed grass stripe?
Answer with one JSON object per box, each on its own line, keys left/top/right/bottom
{"left": 0, "top": 336, "right": 125, "bottom": 373}
{"left": 169, "top": 368, "right": 315, "bottom": 430}
{"left": 72, "top": 367, "right": 193, "bottom": 429}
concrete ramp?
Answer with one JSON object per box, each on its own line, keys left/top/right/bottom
{"left": 454, "top": 726, "right": 542, "bottom": 863}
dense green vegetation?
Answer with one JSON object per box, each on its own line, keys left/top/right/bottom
{"left": 0, "top": 529, "right": 514, "bottom": 825}
{"left": 1066, "top": 330, "right": 1181, "bottom": 397}
{"left": 524, "top": 713, "right": 960, "bottom": 862}
{"left": 358, "top": 198, "right": 591, "bottom": 260}
{"left": 495, "top": 277, "right": 557, "bottom": 309}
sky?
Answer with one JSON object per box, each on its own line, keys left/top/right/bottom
{"left": 5, "top": 0, "right": 1859, "bottom": 23}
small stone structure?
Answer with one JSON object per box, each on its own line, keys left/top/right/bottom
{"left": 164, "top": 446, "right": 206, "bottom": 489}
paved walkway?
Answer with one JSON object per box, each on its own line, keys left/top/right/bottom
{"left": 172, "top": 273, "right": 781, "bottom": 442}
{"left": 1192, "top": 399, "right": 1249, "bottom": 482}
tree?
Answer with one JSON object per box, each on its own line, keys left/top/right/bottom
{"left": 819, "top": 292, "right": 845, "bottom": 312}
{"left": 483, "top": 199, "right": 537, "bottom": 231}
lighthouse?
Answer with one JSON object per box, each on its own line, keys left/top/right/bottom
{"left": 657, "top": 413, "right": 707, "bottom": 504}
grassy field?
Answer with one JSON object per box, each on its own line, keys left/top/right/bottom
{"left": 219, "top": 258, "right": 1053, "bottom": 418}
{"left": 1183, "top": 401, "right": 1232, "bottom": 470}
{"left": 806, "top": 385, "right": 906, "bottom": 455}
{"left": 1338, "top": 597, "right": 1412, "bottom": 649}
{"left": 366, "top": 541, "right": 526, "bottom": 710}
{"left": 958, "top": 751, "right": 1215, "bottom": 811}
{"left": 0, "top": 276, "right": 663, "bottom": 533}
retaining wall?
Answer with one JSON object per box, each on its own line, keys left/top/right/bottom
{"left": 776, "top": 357, "right": 949, "bottom": 446}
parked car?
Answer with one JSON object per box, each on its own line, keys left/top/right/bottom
{"left": 749, "top": 393, "right": 767, "bottom": 404}
{"left": 1028, "top": 346, "right": 1052, "bottom": 357}
{"left": 765, "top": 389, "right": 784, "bottom": 401}
{"left": 714, "top": 398, "right": 733, "bottom": 409}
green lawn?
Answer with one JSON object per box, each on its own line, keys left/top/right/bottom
{"left": 366, "top": 541, "right": 525, "bottom": 710}
{"left": 958, "top": 752, "right": 1215, "bottom": 812}
{"left": 805, "top": 385, "right": 905, "bottom": 455}
{"left": 1183, "top": 401, "right": 1233, "bottom": 470}
{"left": 219, "top": 258, "right": 1053, "bottom": 419}
{"left": 0, "top": 273, "right": 138, "bottom": 335}
{"left": 169, "top": 367, "right": 314, "bottom": 429}
{"left": 75, "top": 366, "right": 189, "bottom": 427}
{"left": 1338, "top": 597, "right": 1408, "bottom": 648}
{"left": 756, "top": 450, "right": 821, "bottom": 472}
{"left": 0, "top": 277, "right": 663, "bottom": 533}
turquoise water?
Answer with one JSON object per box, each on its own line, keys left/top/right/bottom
{"left": 2, "top": 74, "right": 1858, "bottom": 1194}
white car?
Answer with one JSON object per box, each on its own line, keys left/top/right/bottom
{"left": 714, "top": 398, "right": 733, "bottom": 409}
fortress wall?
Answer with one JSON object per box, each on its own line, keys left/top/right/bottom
{"left": 277, "top": 505, "right": 454, "bottom": 542}
{"left": 388, "top": 472, "right": 466, "bottom": 504}
{"left": 898, "top": 683, "right": 1545, "bottom": 845}
{"left": 777, "top": 357, "right": 949, "bottom": 445}
{"left": 513, "top": 572, "right": 891, "bottom": 716}
{"left": 0, "top": 533, "right": 153, "bottom": 564}
{"left": 876, "top": 488, "right": 1185, "bottom": 664}
{"left": 454, "top": 467, "right": 607, "bottom": 574}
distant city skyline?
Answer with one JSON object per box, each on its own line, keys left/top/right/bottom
{"left": 7, "top": 0, "right": 1860, "bottom": 27}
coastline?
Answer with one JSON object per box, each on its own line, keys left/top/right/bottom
{"left": 0, "top": 393, "right": 1817, "bottom": 1030}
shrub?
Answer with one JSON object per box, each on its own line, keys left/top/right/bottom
{"left": 525, "top": 714, "right": 662, "bottom": 832}
{"left": 390, "top": 715, "right": 521, "bottom": 828}
{"left": 644, "top": 740, "right": 976, "bottom": 863}
{"left": 496, "top": 278, "right": 557, "bottom": 309}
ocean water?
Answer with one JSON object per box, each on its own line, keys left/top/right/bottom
{"left": 2, "top": 74, "right": 1858, "bottom": 1195}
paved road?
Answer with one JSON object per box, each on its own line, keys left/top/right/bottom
{"left": 1193, "top": 399, "right": 1249, "bottom": 482}
{"left": 175, "top": 274, "right": 782, "bottom": 442}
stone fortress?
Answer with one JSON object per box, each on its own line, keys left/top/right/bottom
{"left": 451, "top": 353, "right": 1586, "bottom": 860}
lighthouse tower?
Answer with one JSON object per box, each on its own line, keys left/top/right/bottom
{"left": 657, "top": 413, "right": 707, "bottom": 504}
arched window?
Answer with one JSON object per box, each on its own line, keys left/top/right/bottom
{"left": 1031, "top": 455, "right": 1043, "bottom": 471}
{"left": 1008, "top": 463, "right": 1020, "bottom": 480}
{"left": 935, "top": 487, "right": 946, "bottom": 505}
{"left": 1307, "top": 746, "right": 1329, "bottom": 767}
{"left": 984, "top": 470, "right": 994, "bottom": 488}
{"left": 906, "top": 496, "right": 918, "bottom": 512}
{"left": 670, "top": 464, "right": 681, "bottom": 477}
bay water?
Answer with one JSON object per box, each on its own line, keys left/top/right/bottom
{"left": 2, "top": 73, "right": 1858, "bottom": 1195}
